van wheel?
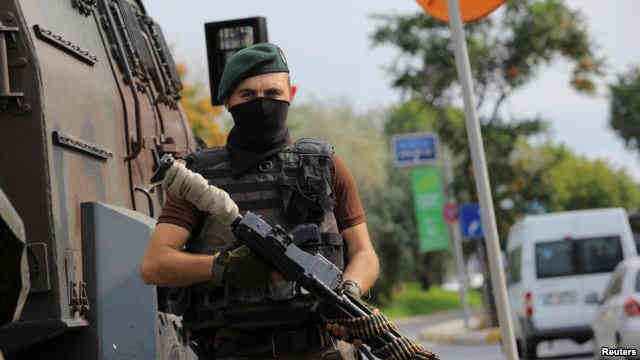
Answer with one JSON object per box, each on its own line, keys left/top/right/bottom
{"left": 522, "top": 338, "right": 537, "bottom": 360}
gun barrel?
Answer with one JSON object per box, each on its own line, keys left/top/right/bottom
{"left": 232, "top": 212, "right": 403, "bottom": 354}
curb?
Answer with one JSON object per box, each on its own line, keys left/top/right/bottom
{"left": 419, "top": 327, "right": 501, "bottom": 345}
{"left": 485, "top": 329, "right": 501, "bottom": 343}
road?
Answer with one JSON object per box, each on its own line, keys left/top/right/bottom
{"left": 395, "top": 311, "right": 595, "bottom": 360}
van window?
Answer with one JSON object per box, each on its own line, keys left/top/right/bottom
{"left": 536, "top": 241, "right": 576, "bottom": 278}
{"left": 507, "top": 247, "right": 522, "bottom": 285}
{"left": 535, "top": 236, "right": 623, "bottom": 279}
{"left": 578, "top": 236, "right": 623, "bottom": 274}
{"left": 636, "top": 270, "right": 640, "bottom": 292}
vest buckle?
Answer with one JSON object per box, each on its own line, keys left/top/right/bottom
{"left": 258, "top": 160, "right": 274, "bottom": 172}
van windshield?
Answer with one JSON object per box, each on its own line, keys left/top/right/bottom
{"left": 535, "top": 236, "right": 623, "bottom": 279}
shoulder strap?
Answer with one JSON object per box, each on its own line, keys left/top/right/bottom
{"left": 284, "top": 138, "right": 336, "bottom": 184}
{"left": 289, "top": 138, "right": 335, "bottom": 156}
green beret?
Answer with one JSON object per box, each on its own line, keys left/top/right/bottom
{"left": 218, "top": 43, "right": 290, "bottom": 101}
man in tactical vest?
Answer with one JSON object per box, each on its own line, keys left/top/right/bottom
{"left": 141, "top": 43, "right": 380, "bottom": 359}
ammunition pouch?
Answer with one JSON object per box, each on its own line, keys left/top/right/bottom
{"left": 197, "top": 324, "right": 331, "bottom": 359}
{"left": 291, "top": 223, "right": 345, "bottom": 270}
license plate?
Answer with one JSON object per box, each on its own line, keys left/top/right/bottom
{"left": 542, "top": 291, "right": 577, "bottom": 305}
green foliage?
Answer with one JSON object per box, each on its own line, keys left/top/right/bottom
{"left": 372, "top": 0, "right": 605, "bottom": 246}
{"left": 371, "top": 0, "right": 603, "bottom": 112}
{"left": 177, "top": 64, "right": 227, "bottom": 147}
{"left": 382, "top": 101, "right": 455, "bottom": 287}
{"left": 288, "top": 101, "right": 416, "bottom": 299}
{"left": 609, "top": 66, "right": 640, "bottom": 151}
{"left": 379, "top": 283, "right": 483, "bottom": 319}
{"left": 384, "top": 100, "right": 438, "bottom": 135}
{"left": 384, "top": 100, "right": 552, "bottom": 243}
{"left": 542, "top": 144, "right": 640, "bottom": 211}
{"left": 364, "top": 177, "right": 418, "bottom": 301}
{"left": 288, "top": 100, "right": 387, "bottom": 195}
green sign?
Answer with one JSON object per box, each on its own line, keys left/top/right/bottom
{"left": 411, "top": 167, "right": 449, "bottom": 253}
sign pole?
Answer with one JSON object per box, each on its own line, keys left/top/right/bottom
{"left": 452, "top": 220, "right": 471, "bottom": 328}
{"left": 442, "top": 147, "right": 471, "bottom": 329}
{"left": 445, "top": 0, "right": 518, "bottom": 359}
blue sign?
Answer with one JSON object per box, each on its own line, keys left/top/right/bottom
{"left": 391, "top": 133, "right": 438, "bottom": 167}
{"left": 459, "top": 204, "right": 484, "bottom": 239}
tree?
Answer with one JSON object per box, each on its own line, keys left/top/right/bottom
{"left": 288, "top": 100, "right": 417, "bottom": 302}
{"left": 384, "top": 100, "right": 552, "bottom": 243}
{"left": 383, "top": 101, "right": 453, "bottom": 289}
{"left": 177, "top": 64, "right": 227, "bottom": 147}
{"left": 371, "top": 0, "right": 604, "bottom": 243}
{"left": 371, "top": 0, "right": 603, "bottom": 113}
{"left": 374, "top": 0, "right": 607, "bottom": 318}
{"left": 288, "top": 99, "right": 388, "bottom": 195}
{"left": 542, "top": 144, "right": 640, "bottom": 211}
{"left": 609, "top": 66, "right": 640, "bottom": 152}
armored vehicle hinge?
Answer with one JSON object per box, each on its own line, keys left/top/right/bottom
{"left": 0, "top": 20, "right": 27, "bottom": 113}
{"left": 79, "top": 281, "right": 90, "bottom": 315}
{"left": 69, "top": 281, "right": 90, "bottom": 316}
{"left": 65, "top": 249, "right": 90, "bottom": 316}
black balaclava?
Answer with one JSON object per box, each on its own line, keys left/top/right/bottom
{"left": 226, "top": 97, "right": 291, "bottom": 178}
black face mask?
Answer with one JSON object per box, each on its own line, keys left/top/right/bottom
{"left": 227, "top": 97, "right": 290, "bottom": 152}
{"left": 226, "top": 97, "right": 291, "bottom": 178}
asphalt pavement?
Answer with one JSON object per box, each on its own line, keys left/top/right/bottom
{"left": 395, "top": 311, "right": 595, "bottom": 360}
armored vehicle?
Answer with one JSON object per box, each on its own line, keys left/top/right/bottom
{"left": 0, "top": 0, "right": 266, "bottom": 358}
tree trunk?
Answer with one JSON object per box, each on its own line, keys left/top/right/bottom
{"left": 422, "top": 251, "right": 446, "bottom": 286}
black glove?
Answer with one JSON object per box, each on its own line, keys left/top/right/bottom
{"left": 342, "top": 280, "right": 362, "bottom": 299}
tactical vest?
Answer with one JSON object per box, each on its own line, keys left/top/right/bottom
{"left": 174, "top": 138, "right": 345, "bottom": 334}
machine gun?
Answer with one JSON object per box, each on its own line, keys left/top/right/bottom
{"left": 154, "top": 154, "right": 439, "bottom": 360}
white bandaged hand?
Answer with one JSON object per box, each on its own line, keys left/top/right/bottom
{"left": 162, "top": 160, "right": 240, "bottom": 226}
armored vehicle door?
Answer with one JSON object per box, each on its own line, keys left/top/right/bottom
{"left": 0, "top": 0, "right": 195, "bottom": 357}
{"left": 97, "top": 0, "right": 195, "bottom": 217}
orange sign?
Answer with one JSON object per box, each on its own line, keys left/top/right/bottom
{"left": 416, "top": 0, "right": 506, "bottom": 23}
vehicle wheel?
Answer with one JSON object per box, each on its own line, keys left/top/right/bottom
{"left": 516, "top": 339, "right": 522, "bottom": 357}
{"left": 593, "top": 341, "right": 601, "bottom": 360}
{"left": 522, "top": 338, "right": 537, "bottom": 360}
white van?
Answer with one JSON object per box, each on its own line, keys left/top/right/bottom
{"left": 505, "top": 208, "right": 638, "bottom": 359}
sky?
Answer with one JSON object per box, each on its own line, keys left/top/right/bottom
{"left": 143, "top": 0, "right": 640, "bottom": 180}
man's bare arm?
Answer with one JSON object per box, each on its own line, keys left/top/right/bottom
{"left": 141, "top": 223, "right": 215, "bottom": 287}
{"left": 341, "top": 222, "right": 379, "bottom": 293}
